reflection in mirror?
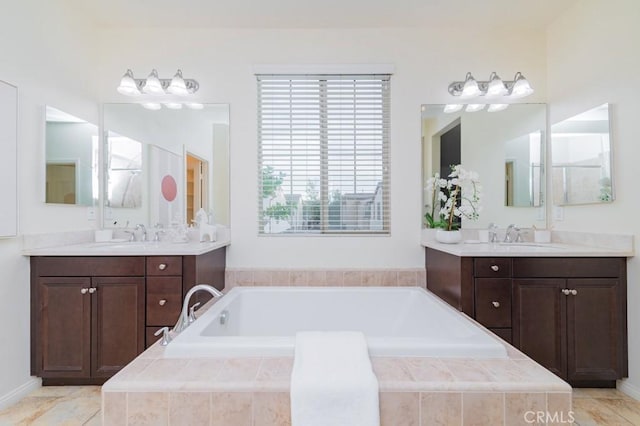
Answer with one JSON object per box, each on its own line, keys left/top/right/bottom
{"left": 45, "top": 106, "right": 98, "bottom": 206}
{"left": 102, "top": 103, "right": 230, "bottom": 229}
{"left": 504, "top": 130, "right": 543, "bottom": 207}
{"left": 421, "top": 104, "right": 547, "bottom": 229}
{"left": 551, "top": 103, "right": 613, "bottom": 205}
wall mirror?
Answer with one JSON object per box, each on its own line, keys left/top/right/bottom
{"left": 421, "top": 103, "right": 547, "bottom": 229}
{"left": 102, "top": 103, "right": 230, "bottom": 229}
{"left": 551, "top": 103, "right": 613, "bottom": 205}
{"left": 45, "top": 106, "right": 99, "bottom": 206}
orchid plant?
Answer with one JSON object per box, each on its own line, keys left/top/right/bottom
{"left": 424, "top": 165, "right": 482, "bottom": 231}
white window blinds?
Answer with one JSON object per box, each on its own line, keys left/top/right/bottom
{"left": 258, "top": 74, "right": 390, "bottom": 235}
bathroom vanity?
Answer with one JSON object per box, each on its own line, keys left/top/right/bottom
{"left": 424, "top": 238, "right": 631, "bottom": 387}
{"left": 27, "top": 242, "right": 227, "bottom": 385}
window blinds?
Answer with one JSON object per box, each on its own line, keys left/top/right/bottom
{"left": 258, "top": 74, "right": 390, "bottom": 234}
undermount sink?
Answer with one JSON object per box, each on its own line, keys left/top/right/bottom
{"left": 494, "top": 242, "right": 564, "bottom": 250}
{"left": 85, "top": 241, "right": 160, "bottom": 250}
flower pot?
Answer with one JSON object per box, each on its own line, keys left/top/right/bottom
{"left": 435, "top": 229, "right": 462, "bottom": 244}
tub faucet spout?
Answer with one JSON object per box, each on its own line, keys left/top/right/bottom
{"left": 172, "top": 284, "right": 223, "bottom": 334}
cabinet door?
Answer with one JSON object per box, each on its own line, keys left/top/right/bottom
{"left": 567, "top": 279, "right": 622, "bottom": 382}
{"left": 38, "top": 277, "right": 91, "bottom": 378}
{"left": 513, "top": 279, "right": 567, "bottom": 378}
{"left": 91, "top": 277, "right": 145, "bottom": 378}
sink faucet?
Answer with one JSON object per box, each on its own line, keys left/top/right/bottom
{"left": 135, "top": 224, "right": 147, "bottom": 242}
{"left": 504, "top": 224, "right": 521, "bottom": 243}
{"left": 488, "top": 222, "right": 499, "bottom": 243}
{"left": 172, "top": 284, "right": 223, "bottom": 334}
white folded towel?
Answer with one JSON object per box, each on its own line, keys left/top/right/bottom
{"left": 290, "top": 331, "right": 380, "bottom": 426}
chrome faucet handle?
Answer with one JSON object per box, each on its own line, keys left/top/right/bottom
{"left": 135, "top": 224, "right": 147, "bottom": 242}
{"left": 488, "top": 222, "right": 499, "bottom": 243}
{"left": 504, "top": 224, "right": 516, "bottom": 243}
{"left": 154, "top": 326, "right": 172, "bottom": 346}
{"left": 124, "top": 230, "right": 136, "bottom": 242}
{"left": 188, "top": 302, "right": 202, "bottom": 323}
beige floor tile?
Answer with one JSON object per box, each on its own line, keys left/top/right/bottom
{"left": 0, "top": 396, "right": 62, "bottom": 425}
{"left": 594, "top": 397, "right": 640, "bottom": 424}
{"left": 572, "top": 397, "right": 633, "bottom": 425}
{"left": 27, "top": 386, "right": 80, "bottom": 398}
{"left": 31, "top": 396, "right": 101, "bottom": 426}
{"left": 83, "top": 411, "right": 102, "bottom": 426}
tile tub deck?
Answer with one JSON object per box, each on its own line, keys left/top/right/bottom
{"left": 102, "top": 338, "right": 572, "bottom": 425}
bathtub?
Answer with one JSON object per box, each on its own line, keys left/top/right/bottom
{"left": 163, "top": 286, "right": 508, "bottom": 359}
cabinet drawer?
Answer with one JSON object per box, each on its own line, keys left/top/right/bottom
{"left": 147, "top": 256, "right": 183, "bottom": 276}
{"left": 474, "top": 258, "right": 511, "bottom": 278}
{"left": 475, "top": 278, "right": 512, "bottom": 327}
{"left": 513, "top": 257, "right": 624, "bottom": 278}
{"left": 146, "top": 277, "right": 182, "bottom": 325}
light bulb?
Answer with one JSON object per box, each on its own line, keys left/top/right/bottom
{"left": 443, "top": 104, "right": 463, "bottom": 113}
{"left": 185, "top": 102, "right": 204, "bottom": 110}
{"left": 168, "top": 69, "right": 189, "bottom": 96}
{"left": 142, "top": 69, "right": 165, "bottom": 95}
{"left": 141, "top": 102, "right": 161, "bottom": 110}
{"left": 117, "top": 69, "right": 140, "bottom": 96}
{"left": 487, "top": 104, "right": 509, "bottom": 112}
{"left": 460, "top": 73, "right": 481, "bottom": 99}
{"left": 485, "top": 72, "right": 508, "bottom": 98}
{"left": 509, "top": 72, "right": 534, "bottom": 98}
{"left": 465, "top": 104, "right": 485, "bottom": 112}
{"left": 163, "top": 102, "right": 183, "bottom": 110}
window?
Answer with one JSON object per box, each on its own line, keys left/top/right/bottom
{"left": 258, "top": 74, "right": 390, "bottom": 235}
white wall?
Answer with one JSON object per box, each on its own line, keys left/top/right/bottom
{"left": 0, "top": 0, "right": 99, "bottom": 406}
{"left": 546, "top": 0, "right": 640, "bottom": 396}
{"left": 97, "top": 27, "right": 547, "bottom": 268}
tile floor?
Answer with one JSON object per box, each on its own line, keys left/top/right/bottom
{"left": 0, "top": 386, "right": 639, "bottom": 425}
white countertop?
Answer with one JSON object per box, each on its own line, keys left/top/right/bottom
{"left": 22, "top": 239, "right": 230, "bottom": 257}
{"left": 421, "top": 239, "right": 633, "bottom": 257}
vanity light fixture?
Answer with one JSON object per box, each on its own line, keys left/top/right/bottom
{"left": 448, "top": 71, "right": 533, "bottom": 99}
{"left": 117, "top": 69, "right": 199, "bottom": 96}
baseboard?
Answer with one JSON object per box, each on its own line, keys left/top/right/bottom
{"left": 618, "top": 379, "right": 640, "bottom": 401}
{"left": 0, "top": 377, "right": 41, "bottom": 411}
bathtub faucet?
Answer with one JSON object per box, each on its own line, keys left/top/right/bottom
{"left": 172, "top": 284, "right": 224, "bottom": 334}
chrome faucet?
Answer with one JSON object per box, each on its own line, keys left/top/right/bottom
{"left": 172, "top": 284, "right": 223, "bottom": 334}
{"left": 135, "top": 224, "right": 147, "bottom": 242}
{"left": 504, "top": 224, "right": 521, "bottom": 243}
{"left": 488, "top": 222, "right": 499, "bottom": 243}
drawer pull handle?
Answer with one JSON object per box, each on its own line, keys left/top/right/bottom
{"left": 562, "top": 289, "right": 570, "bottom": 295}
{"left": 158, "top": 263, "right": 167, "bottom": 270}
{"left": 159, "top": 299, "right": 167, "bottom": 306}
{"left": 88, "top": 287, "right": 96, "bottom": 294}
{"left": 80, "top": 288, "right": 88, "bottom": 294}
{"left": 570, "top": 289, "right": 578, "bottom": 296}
{"left": 490, "top": 265, "right": 499, "bottom": 271}
{"left": 492, "top": 301, "right": 500, "bottom": 308}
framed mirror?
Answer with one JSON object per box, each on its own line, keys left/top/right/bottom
{"left": 551, "top": 103, "right": 613, "bottom": 205}
{"left": 45, "top": 106, "right": 99, "bottom": 206}
{"left": 102, "top": 103, "right": 230, "bottom": 228}
{"left": 421, "top": 103, "right": 547, "bottom": 229}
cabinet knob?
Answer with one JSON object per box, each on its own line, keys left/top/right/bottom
{"left": 561, "top": 289, "right": 570, "bottom": 295}
{"left": 88, "top": 287, "right": 96, "bottom": 294}
{"left": 492, "top": 301, "right": 500, "bottom": 308}
{"left": 158, "top": 263, "right": 167, "bottom": 271}
{"left": 570, "top": 289, "right": 578, "bottom": 296}
{"left": 159, "top": 299, "right": 167, "bottom": 306}
{"left": 490, "top": 265, "right": 499, "bottom": 272}
{"left": 80, "top": 288, "right": 88, "bottom": 294}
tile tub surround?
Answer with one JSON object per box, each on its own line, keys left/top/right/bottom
{"left": 225, "top": 268, "right": 427, "bottom": 288}
{"left": 102, "top": 340, "right": 572, "bottom": 425}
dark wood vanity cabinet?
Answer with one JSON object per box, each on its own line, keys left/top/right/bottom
{"left": 512, "top": 258, "right": 627, "bottom": 386}
{"left": 425, "top": 248, "right": 628, "bottom": 387}
{"left": 31, "top": 248, "right": 226, "bottom": 385}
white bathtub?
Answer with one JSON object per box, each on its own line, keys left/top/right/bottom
{"left": 163, "top": 287, "right": 508, "bottom": 359}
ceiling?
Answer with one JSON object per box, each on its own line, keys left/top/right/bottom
{"left": 66, "top": 0, "right": 578, "bottom": 30}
